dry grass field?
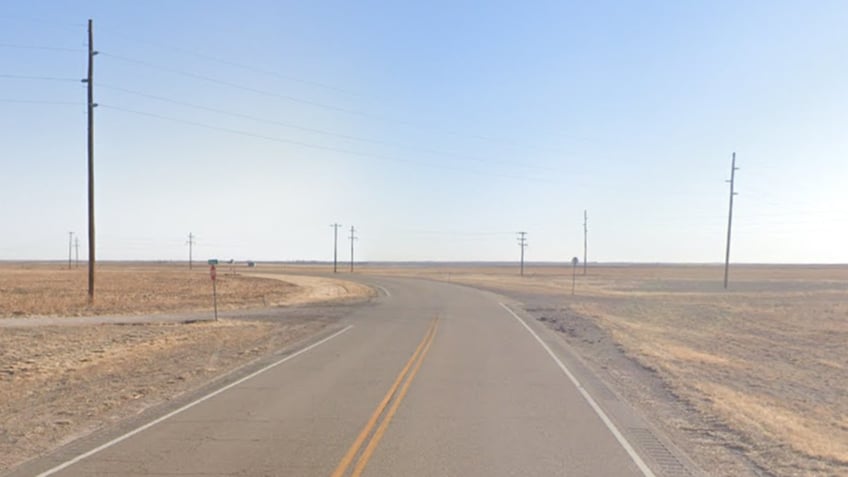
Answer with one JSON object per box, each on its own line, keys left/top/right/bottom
{"left": 356, "top": 263, "right": 848, "bottom": 476}
{"left": 0, "top": 317, "right": 332, "bottom": 472}
{"left": 0, "top": 262, "right": 372, "bottom": 318}
{"left": 0, "top": 262, "right": 372, "bottom": 473}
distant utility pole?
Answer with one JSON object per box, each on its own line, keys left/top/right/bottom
{"left": 349, "top": 225, "right": 358, "bottom": 272}
{"left": 517, "top": 231, "right": 528, "bottom": 276}
{"left": 68, "top": 232, "right": 74, "bottom": 270}
{"left": 330, "top": 223, "right": 342, "bottom": 273}
{"left": 187, "top": 232, "right": 196, "bottom": 269}
{"left": 724, "top": 152, "right": 739, "bottom": 289}
{"left": 74, "top": 236, "right": 80, "bottom": 268}
{"left": 583, "top": 210, "right": 588, "bottom": 275}
{"left": 82, "top": 18, "right": 98, "bottom": 302}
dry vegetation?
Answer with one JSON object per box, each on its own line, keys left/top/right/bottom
{"left": 0, "top": 317, "right": 333, "bottom": 472}
{"left": 358, "top": 263, "right": 848, "bottom": 476}
{"left": 0, "top": 263, "right": 373, "bottom": 319}
{"left": 0, "top": 262, "right": 372, "bottom": 473}
{"left": 0, "top": 262, "right": 297, "bottom": 318}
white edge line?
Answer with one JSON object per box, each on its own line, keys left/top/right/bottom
{"left": 500, "top": 303, "right": 657, "bottom": 477}
{"left": 375, "top": 285, "right": 391, "bottom": 297}
{"left": 36, "top": 325, "right": 354, "bottom": 477}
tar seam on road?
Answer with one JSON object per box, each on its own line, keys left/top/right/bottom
{"left": 35, "top": 325, "right": 355, "bottom": 477}
{"left": 375, "top": 285, "right": 391, "bottom": 297}
{"left": 500, "top": 303, "right": 657, "bottom": 477}
{"left": 332, "top": 317, "right": 439, "bottom": 477}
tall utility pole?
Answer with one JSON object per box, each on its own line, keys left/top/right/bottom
{"left": 68, "top": 232, "right": 74, "bottom": 270}
{"left": 583, "top": 210, "right": 588, "bottom": 275}
{"left": 330, "top": 223, "right": 342, "bottom": 273}
{"left": 74, "top": 236, "right": 80, "bottom": 268}
{"left": 349, "top": 226, "right": 358, "bottom": 272}
{"left": 517, "top": 231, "right": 528, "bottom": 276}
{"left": 83, "top": 19, "right": 97, "bottom": 302}
{"left": 186, "top": 232, "right": 196, "bottom": 269}
{"left": 723, "top": 152, "right": 739, "bottom": 289}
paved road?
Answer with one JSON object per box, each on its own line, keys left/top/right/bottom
{"left": 14, "top": 277, "right": 666, "bottom": 477}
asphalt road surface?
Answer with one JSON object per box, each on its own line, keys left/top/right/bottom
{"left": 14, "top": 277, "right": 680, "bottom": 477}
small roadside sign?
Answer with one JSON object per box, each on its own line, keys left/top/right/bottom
{"left": 208, "top": 258, "right": 219, "bottom": 265}
{"left": 210, "top": 265, "right": 218, "bottom": 321}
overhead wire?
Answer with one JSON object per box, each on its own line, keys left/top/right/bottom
{"left": 0, "top": 43, "right": 83, "bottom": 52}
{"left": 96, "top": 50, "right": 573, "bottom": 156}
{"left": 96, "top": 27, "right": 365, "bottom": 98}
{"left": 97, "top": 103, "right": 556, "bottom": 184}
{"left": 95, "top": 82, "right": 557, "bottom": 172}
{"left": 0, "top": 73, "right": 81, "bottom": 82}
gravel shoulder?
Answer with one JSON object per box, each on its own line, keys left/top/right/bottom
{"left": 359, "top": 264, "right": 848, "bottom": 477}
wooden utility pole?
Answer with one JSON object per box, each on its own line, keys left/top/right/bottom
{"left": 68, "top": 231, "right": 73, "bottom": 270}
{"left": 349, "top": 225, "right": 357, "bottom": 272}
{"left": 723, "top": 152, "right": 739, "bottom": 289}
{"left": 84, "top": 19, "right": 97, "bottom": 301}
{"left": 330, "top": 223, "right": 342, "bottom": 273}
{"left": 74, "top": 236, "right": 80, "bottom": 268}
{"left": 187, "top": 232, "right": 196, "bottom": 269}
{"left": 583, "top": 210, "right": 588, "bottom": 275}
{"left": 517, "top": 231, "right": 527, "bottom": 276}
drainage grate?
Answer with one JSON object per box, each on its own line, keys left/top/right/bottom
{"left": 627, "top": 427, "right": 692, "bottom": 477}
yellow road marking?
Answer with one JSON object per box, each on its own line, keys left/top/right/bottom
{"left": 331, "top": 318, "right": 438, "bottom": 477}
{"left": 351, "top": 318, "right": 439, "bottom": 476}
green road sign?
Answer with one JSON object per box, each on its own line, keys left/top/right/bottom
{"left": 208, "top": 259, "right": 219, "bottom": 265}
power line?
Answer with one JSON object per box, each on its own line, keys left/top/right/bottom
{"left": 99, "top": 51, "right": 374, "bottom": 117}
{"left": 0, "top": 99, "right": 82, "bottom": 105}
{"left": 95, "top": 28, "right": 365, "bottom": 98}
{"left": 0, "top": 43, "right": 83, "bottom": 52}
{"left": 0, "top": 73, "right": 80, "bottom": 82}
{"left": 97, "top": 103, "right": 555, "bottom": 183}
{"left": 95, "top": 83, "right": 555, "bottom": 172}
{"left": 96, "top": 51, "right": 576, "bottom": 156}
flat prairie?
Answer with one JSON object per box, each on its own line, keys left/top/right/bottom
{"left": 354, "top": 263, "right": 848, "bottom": 476}
{"left": 0, "top": 262, "right": 371, "bottom": 318}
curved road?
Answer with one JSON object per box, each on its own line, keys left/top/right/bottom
{"left": 12, "top": 276, "right": 671, "bottom": 477}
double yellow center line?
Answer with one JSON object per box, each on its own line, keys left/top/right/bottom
{"left": 331, "top": 317, "right": 440, "bottom": 477}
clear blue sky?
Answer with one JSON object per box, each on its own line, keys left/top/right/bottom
{"left": 1, "top": 1, "right": 846, "bottom": 263}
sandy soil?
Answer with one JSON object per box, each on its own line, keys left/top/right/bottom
{"left": 355, "top": 263, "right": 848, "bottom": 476}
{"left": 0, "top": 263, "right": 372, "bottom": 319}
{"left": 0, "top": 317, "right": 333, "bottom": 473}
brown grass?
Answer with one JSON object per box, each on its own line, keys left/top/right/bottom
{"left": 0, "top": 317, "right": 332, "bottom": 472}
{"left": 0, "top": 263, "right": 372, "bottom": 318}
{"left": 352, "top": 263, "right": 848, "bottom": 476}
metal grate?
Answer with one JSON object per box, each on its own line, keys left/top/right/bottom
{"left": 627, "top": 427, "right": 693, "bottom": 477}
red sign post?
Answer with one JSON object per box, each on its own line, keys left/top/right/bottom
{"left": 210, "top": 265, "right": 218, "bottom": 321}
